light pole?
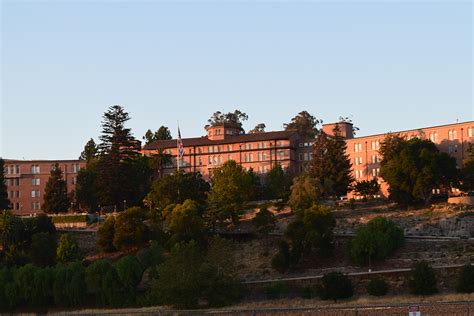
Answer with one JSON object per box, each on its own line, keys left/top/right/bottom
{"left": 123, "top": 200, "right": 127, "bottom": 211}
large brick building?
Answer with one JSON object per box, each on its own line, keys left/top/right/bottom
{"left": 3, "top": 160, "right": 86, "bottom": 215}
{"left": 143, "top": 120, "right": 474, "bottom": 197}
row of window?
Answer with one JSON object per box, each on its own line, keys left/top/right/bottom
{"left": 4, "top": 163, "right": 82, "bottom": 175}
{"left": 354, "top": 141, "right": 380, "bottom": 153}
{"left": 299, "top": 152, "right": 312, "bottom": 161}
{"left": 6, "top": 202, "right": 41, "bottom": 211}
{"left": 354, "top": 167, "right": 380, "bottom": 179}
{"left": 5, "top": 176, "right": 77, "bottom": 187}
{"left": 299, "top": 141, "right": 314, "bottom": 148}
{"left": 354, "top": 155, "right": 380, "bottom": 166}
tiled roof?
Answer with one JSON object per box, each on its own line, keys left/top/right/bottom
{"left": 142, "top": 130, "right": 299, "bottom": 150}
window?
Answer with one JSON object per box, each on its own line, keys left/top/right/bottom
{"left": 468, "top": 127, "right": 473, "bottom": 138}
{"left": 429, "top": 132, "right": 438, "bottom": 142}
{"left": 208, "top": 156, "right": 212, "bottom": 164}
{"left": 371, "top": 141, "right": 380, "bottom": 150}
{"left": 227, "top": 145, "right": 232, "bottom": 151}
{"left": 198, "top": 148, "right": 202, "bottom": 154}
{"left": 31, "top": 190, "right": 36, "bottom": 198}
{"left": 208, "top": 146, "right": 212, "bottom": 153}
{"left": 15, "top": 178, "right": 20, "bottom": 186}
{"left": 198, "top": 157, "right": 202, "bottom": 165}
{"left": 372, "top": 168, "right": 380, "bottom": 177}
{"left": 355, "top": 169, "right": 364, "bottom": 179}
{"left": 213, "top": 146, "right": 218, "bottom": 153}
{"left": 371, "top": 155, "right": 379, "bottom": 164}
{"left": 354, "top": 143, "right": 362, "bottom": 153}
{"left": 299, "top": 153, "right": 303, "bottom": 161}
{"left": 279, "top": 150, "right": 284, "bottom": 159}
{"left": 354, "top": 157, "right": 363, "bottom": 166}
{"left": 15, "top": 165, "right": 20, "bottom": 174}
{"left": 262, "top": 152, "right": 266, "bottom": 161}
{"left": 448, "top": 130, "right": 457, "bottom": 140}
{"left": 15, "top": 191, "right": 20, "bottom": 198}
{"left": 15, "top": 203, "right": 19, "bottom": 210}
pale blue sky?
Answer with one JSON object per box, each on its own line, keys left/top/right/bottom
{"left": 1, "top": 1, "right": 472, "bottom": 159}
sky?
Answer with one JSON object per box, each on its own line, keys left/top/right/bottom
{"left": 1, "top": 0, "right": 473, "bottom": 160}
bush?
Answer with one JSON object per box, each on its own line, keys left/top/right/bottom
{"left": 253, "top": 207, "right": 276, "bottom": 234}
{"left": 350, "top": 217, "right": 404, "bottom": 265}
{"left": 97, "top": 216, "right": 116, "bottom": 252}
{"left": 264, "top": 281, "right": 289, "bottom": 299}
{"left": 319, "top": 272, "right": 353, "bottom": 302}
{"left": 115, "top": 256, "right": 143, "bottom": 302}
{"left": 31, "top": 267, "right": 54, "bottom": 308}
{"left": 409, "top": 261, "right": 438, "bottom": 295}
{"left": 53, "top": 262, "right": 86, "bottom": 307}
{"left": 456, "top": 264, "right": 474, "bottom": 293}
{"left": 271, "top": 241, "right": 291, "bottom": 273}
{"left": 136, "top": 241, "right": 165, "bottom": 277}
{"left": 367, "top": 277, "right": 389, "bottom": 296}
{"left": 85, "top": 259, "right": 112, "bottom": 305}
{"left": 166, "top": 200, "right": 205, "bottom": 246}
{"left": 50, "top": 214, "right": 88, "bottom": 224}
{"left": 113, "top": 207, "right": 149, "bottom": 250}
{"left": 102, "top": 267, "right": 125, "bottom": 307}
{"left": 56, "top": 234, "right": 81, "bottom": 263}
{"left": 29, "top": 232, "right": 56, "bottom": 267}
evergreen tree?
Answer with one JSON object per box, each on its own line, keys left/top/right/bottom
{"left": 79, "top": 138, "right": 98, "bottom": 163}
{"left": 96, "top": 105, "right": 138, "bottom": 208}
{"left": 309, "top": 126, "right": 354, "bottom": 199}
{"left": 42, "top": 163, "right": 70, "bottom": 213}
{"left": 75, "top": 160, "right": 99, "bottom": 212}
{"left": 0, "top": 158, "right": 11, "bottom": 210}
{"left": 205, "top": 110, "right": 248, "bottom": 132}
{"left": 143, "top": 126, "right": 172, "bottom": 145}
{"left": 265, "top": 163, "right": 292, "bottom": 200}
{"left": 249, "top": 123, "right": 266, "bottom": 133}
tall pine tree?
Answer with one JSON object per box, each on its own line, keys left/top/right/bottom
{"left": 79, "top": 138, "right": 99, "bottom": 163}
{"left": 97, "top": 105, "right": 139, "bottom": 209}
{"left": 0, "top": 159, "right": 11, "bottom": 209}
{"left": 42, "top": 163, "right": 70, "bottom": 213}
{"left": 309, "top": 125, "right": 354, "bottom": 199}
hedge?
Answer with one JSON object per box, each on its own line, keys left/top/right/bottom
{"left": 49, "top": 214, "right": 89, "bottom": 224}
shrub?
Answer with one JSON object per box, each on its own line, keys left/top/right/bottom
{"left": 350, "top": 217, "right": 404, "bottom": 265}
{"left": 166, "top": 200, "right": 205, "bottom": 246}
{"left": 136, "top": 241, "right": 165, "bottom": 276}
{"left": 53, "top": 262, "right": 86, "bottom": 307}
{"left": 319, "top": 272, "right": 353, "bottom": 302}
{"left": 13, "top": 264, "right": 38, "bottom": 305}
{"left": 265, "top": 281, "right": 289, "bottom": 299}
{"left": 102, "top": 267, "right": 125, "bottom": 307}
{"left": 115, "top": 255, "right": 143, "bottom": 302}
{"left": 85, "top": 259, "right": 112, "bottom": 305}
{"left": 253, "top": 207, "right": 276, "bottom": 234}
{"left": 56, "top": 234, "right": 81, "bottom": 263}
{"left": 456, "top": 264, "right": 474, "bottom": 293}
{"left": 97, "top": 216, "right": 116, "bottom": 252}
{"left": 50, "top": 214, "right": 88, "bottom": 224}
{"left": 409, "top": 261, "right": 438, "bottom": 295}
{"left": 29, "top": 232, "right": 56, "bottom": 267}
{"left": 113, "top": 207, "right": 149, "bottom": 250}
{"left": 31, "top": 267, "right": 54, "bottom": 308}
{"left": 271, "top": 241, "right": 291, "bottom": 273}
{"left": 367, "top": 277, "right": 389, "bottom": 296}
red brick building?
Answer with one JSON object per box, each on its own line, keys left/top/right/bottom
{"left": 3, "top": 160, "right": 86, "bottom": 215}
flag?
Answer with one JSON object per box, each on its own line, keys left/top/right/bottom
{"left": 177, "top": 127, "right": 185, "bottom": 159}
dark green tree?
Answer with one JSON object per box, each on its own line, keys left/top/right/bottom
{"left": 207, "top": 160, "right": 255, "bottom": 226}
{"left": 149, "top": 148, "right": 172, "bottom": 179}
{"left": 319, "top": 272, "right": 353, "bottom": 301}
{"left": 113, "top": 207, "right": 149, "bottom": 250}
{"left": 85, "top": 259, "right": 112, "bottom": 305}
{"left": 249, "top": 123, "right": 266, "bottom": 133}
{"left": 284, "top": 204, "right": 335, "bottom": 265}
{"left": 0, "top": 158, "right": 11, "bottom": 210}
{"left": 350, "top": 217, "right": 404, "bottom": 265}
{"left": 53, "top": 262, "right": 86, "bottom": 307}
{"left": 253, "top": 207, "right": 276, "bottom": 234}
{"left": 380, "top": 136, "right": 459, "bottom": 205}
{"left": 29, "top": 232, "right": 56, "bottom": 267}
{"left": 75, "top": 160, "right": 99, "bottom": 212}
{"left": 96, "top": 105, "right": 138, "bottom": 208}
{"left": 205, "top": 110, "right": 248, "bottom": 133}
{"left": 265, "top": 163, "right": 292, "bottom": 200}
{"left": 42, "top": 163, "right": 70, "bottom": 213}
{"left": 79, "top": 138, "right": 98, "bottom": 163}
{"left": 284, "top": 111, "right": 321, "bottom": 138}
{"left": 456, "top": 264, "right": 474, "bottom": 293}
{"left": 166, "top": 200, "right": 205, "bottom": 246}
{"left": 288, "top": 175, "right": 322, "bottom": 211}
{"left": 147, "top": 170, "right": 209, "bottom": 210}
{"left": 353, "top": 178, "right": 381, "bottom": 199}
{"left": 114, "top": 255, "right": 144, "bottom": 303}
{"left": 152, "top": 239, "right": 241, "bottom": 309}
{"left": 97, "top": 216, "right": 116, "bottom": 253}
{"left": 409, "top": 261, "right": 438, "bottom": 295}
{"left": 309, "top": 126, "right": 354, "bottom": 199}
{"left": 460, "top": 146, "right": 474, "bottom": 191}
{"left": 56, "top": 233, "right": 81, "bottom": 263}
{"left": 143, "top": 126, "right": 172, "bottom": 145}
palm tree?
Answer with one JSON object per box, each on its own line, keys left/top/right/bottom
{"left": 151, "top": 148, "right": 172, "bottom": 179}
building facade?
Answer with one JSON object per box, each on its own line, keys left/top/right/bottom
{"left": 144, "top": 120, "right": 474, "bottom": 198}
{"left": 339, "top": 121, "right": 474, "bottom": 198}
{"left": 3, "top": 160, "right": 86, "bottom": 215}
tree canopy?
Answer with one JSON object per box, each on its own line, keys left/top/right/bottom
{"left": 205, "top": 110, "right": 248, "bottom": 132}
{"left": 42, "top": 163, "right": 70, "bottom": 213}
{"left": 284, "top": 111, "right": 321, "bottom": 138}
{"left": 207, "top": 160, "right": 255, "bottom": 226}
{"left": 0, "top": 159, "right": 11, "bottom": 210}
{"left": 353, "top": 178, "right": 381, "bottom": 199}
{"left": 249, "top": 123, "right": 266, "bottom": 134}
{"left": 265, "top": 164, "right": 292, "bottom": 201}
{"left": 308, "top": 126, "right": 354, "bottom": 199}
{"left": 79, "top": 138, "right": 98, "bottom": 163}
{"left": 380, "top": 136, "right": 459, "bottom": 205}
{"left": 143, "top": 126, "right": 172, "bottom": 145}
